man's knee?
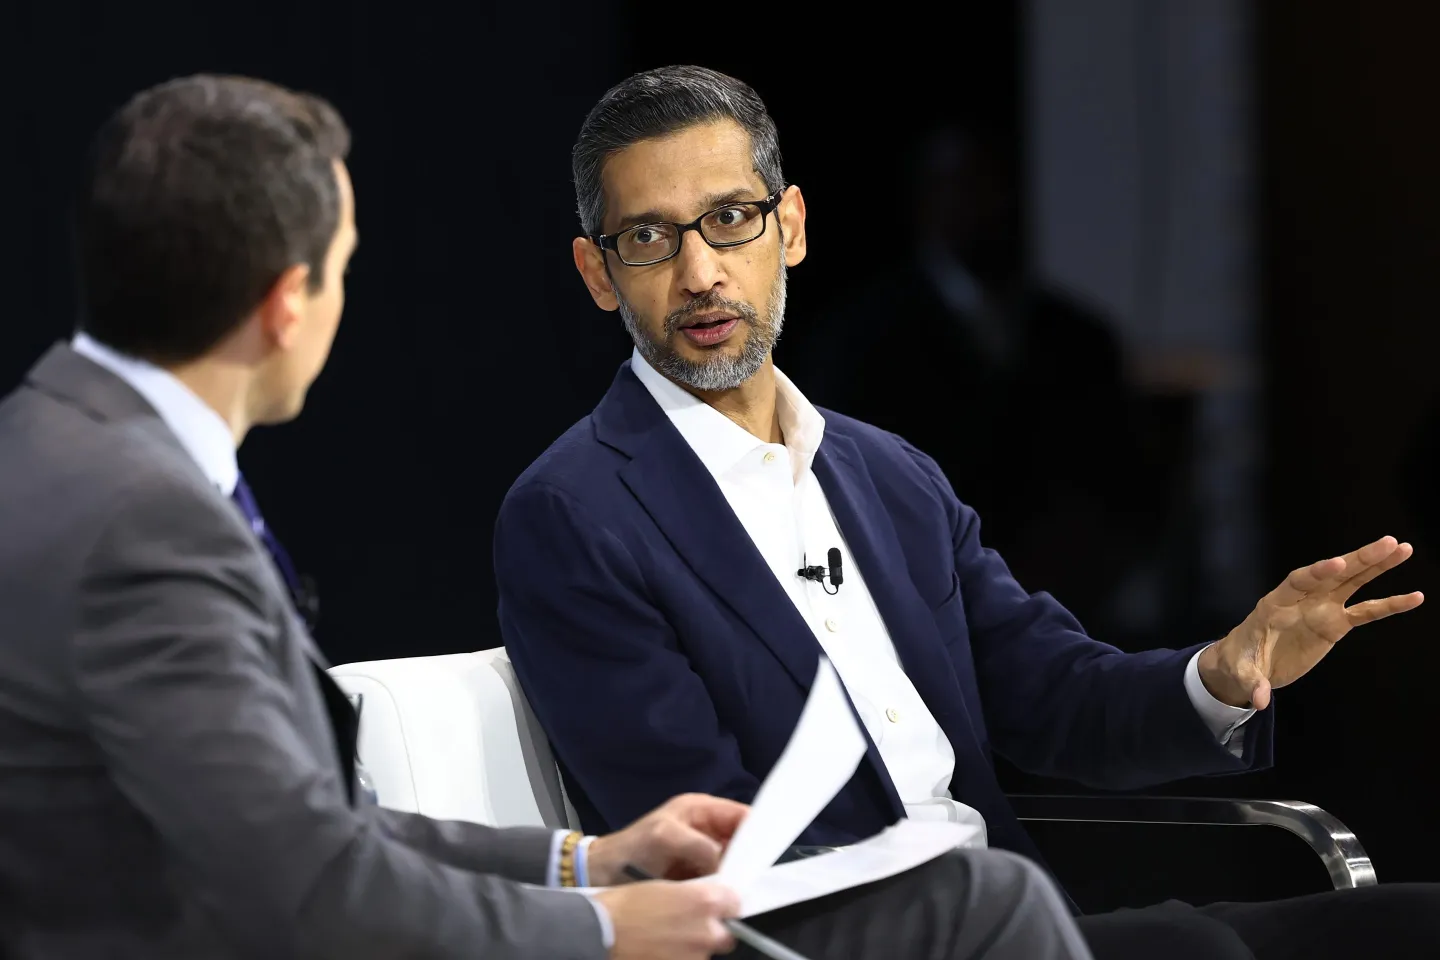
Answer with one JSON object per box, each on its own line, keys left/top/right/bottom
{"left": 927, "top": 847, "right": 1071, "bottom": 923}
{"left": 926, "top": 849, "right": 1096, "bottom": 959}
{"left": 937, "top": 848, "right": 1058, "bottom": 900}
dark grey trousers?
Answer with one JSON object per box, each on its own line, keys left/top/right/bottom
{"left": 737, "top": 848, "right": 1093, "bottom": 960}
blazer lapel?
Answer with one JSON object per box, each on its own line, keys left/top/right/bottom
{"left": 597, "top": 364, "right": 824, "bottom": 692}
{"left": 619, "top": 439, "right": 826, "bottom": 694}
{"left": 623, "top": 444, "right": 924, "bottom": 821}
{"left": 599, "top": 364, "right": 952, "bottom": 821}
{"left": 812, "top": 433, "right": 984, "bottom": 751}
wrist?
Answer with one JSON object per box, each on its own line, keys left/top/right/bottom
{"left": 585, "top": 833, "right": 622, "bottom": 887}
{"left": 1198, "top": 639, "right": 1251, "bottom": 708}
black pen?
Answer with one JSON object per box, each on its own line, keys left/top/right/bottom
{"left": 620, "top": 864, "right": 813, "bottom": 960}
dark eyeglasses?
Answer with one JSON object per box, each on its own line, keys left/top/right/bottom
{"left": 591, "top": 189, "right": 786, "bottom": 266}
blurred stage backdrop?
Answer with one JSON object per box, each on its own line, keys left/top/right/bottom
{"left": 2, "top": 0, "right": 1436, "bottom": 896}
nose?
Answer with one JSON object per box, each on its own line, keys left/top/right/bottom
{"left": 673, "top": 228, "right": 725, "bottom": 297}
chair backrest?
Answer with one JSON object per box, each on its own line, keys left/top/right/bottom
{"left": 328, "top": 649, "right": 578, "bottom": 829}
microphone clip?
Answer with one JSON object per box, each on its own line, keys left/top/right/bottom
{"left": 796, "top": 548, "right": 843, "bottom": 595}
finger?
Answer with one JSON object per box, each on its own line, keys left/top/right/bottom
{"left": 692, "top": 883, "right": 741, "bottom": 953}
{"left": 1345, "top": 591, "right": 1425, "bottom": 626}
{"left": 1268, "top": 536, "right": 1398, "bottom": 605}
{"left": 1314, "top": 536, "right": 1400, "bottom": 591}
{"left": 1269, "top": 556, "right": 1346, "bottom": 606}
{"left": 698, "top": 881, "right": 742, "bottom": 919}
{"left": 1336, "top": 541, "right": 1414, "bottom": 601}
{"left": 675, "top": 794, "right": 749, "bottom": 843}
{"left": 653, "top": 818, "right": 725, "bottom": 879}
{"left": 708, "top": 919, "right": 738, "bottom": 955}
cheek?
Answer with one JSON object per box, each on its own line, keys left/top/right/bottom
{"left": 324, "top": 273, "right": 346, "bottom": 323}
{"left": 624, "top": 277, "right": 671, "bottom": 319}
{"left": 300, "top": 286, "right": 343, "bottom": 358}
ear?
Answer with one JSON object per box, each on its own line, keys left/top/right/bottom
{"left": 256, "top": 263, "right": 312, "bottom": 348}
{"left": 572, "top": 236, "right": 619, "bottom": 312}
{"left": 777, "top": 185, "right": 807, "bottom": 269}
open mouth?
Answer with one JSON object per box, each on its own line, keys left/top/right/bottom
{"left": 678, "top": 314, "right": 741, "bottom": 347}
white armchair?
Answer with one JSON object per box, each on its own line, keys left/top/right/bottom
{"left": 329, "top": 649, "right": 577, "bottom": 830}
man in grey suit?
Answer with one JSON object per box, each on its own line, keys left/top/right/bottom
{"left": 0, "top": 74, "right": 1093, "bottom": 960}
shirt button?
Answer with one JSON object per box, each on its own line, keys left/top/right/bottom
{"left": 763, "top": 451, "right": 777, "bottom": 463}
{"left": 824, "top": 618, "right": 839, "bottom": 632}
{"left": 885, "top": 707, "right": 900, "bottom": 723}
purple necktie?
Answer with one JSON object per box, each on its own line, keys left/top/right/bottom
{"left": 231, "top": 474, "right": 319, "bottom": 632}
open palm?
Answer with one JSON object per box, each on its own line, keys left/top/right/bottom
{"left": 1205, "top": 536, "right": 1423, "bottom": 709}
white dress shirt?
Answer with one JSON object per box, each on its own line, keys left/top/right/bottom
{"left": 631, "top": 349, "right": 1257, "bottom": 847}
{"left": 70, "top": 334, "right": 615, "bottom": 946}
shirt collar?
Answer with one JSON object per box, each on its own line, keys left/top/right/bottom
{"left": 629, "top": 347, "right": 826, "bottom": 483}
{"left": 71, "top": 333, "right": 240, "bottom": 495}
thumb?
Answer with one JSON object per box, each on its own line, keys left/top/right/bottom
{"left": 694, "top": 882, "right": 742, "bottom": 919}
{"left": 1248, "top": 674, "right": 1273, "bottom": 711}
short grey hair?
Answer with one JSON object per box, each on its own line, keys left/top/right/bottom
{"left": 572, "top": 65, "right": 786, "bottom": 236}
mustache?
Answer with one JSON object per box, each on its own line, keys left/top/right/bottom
{"left": 664, "top": 294, "right": 760, "bottom": 336}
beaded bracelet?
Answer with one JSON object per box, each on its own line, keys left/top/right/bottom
{"left": 557, "top": 830, "right": 583, "bottom": 887}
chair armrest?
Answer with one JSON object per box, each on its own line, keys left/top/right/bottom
{"left": 1007, "top": 795, "right": 1375, "bottom": 889}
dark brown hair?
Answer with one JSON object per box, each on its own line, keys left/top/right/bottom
{"left": 76, "top": 74, "right": 351, "bottom": 363}
{"left": 573, "top": 65, "right": 784, "bottom": 237}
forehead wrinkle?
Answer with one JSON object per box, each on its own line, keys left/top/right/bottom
{"left": 600, "top": 120, "right": 763, "bottom": 231}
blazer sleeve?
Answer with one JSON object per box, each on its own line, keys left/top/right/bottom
{"left": 495, "top": 480, "right": 768, "bottom": 836}
{"left": 902, "top": 441, "right": 1275, "bottom": 788}
{"left": 73, "top": 475, "right": 605, "bottom": 960}
{"left": 372, "top": 806, "right": 558, "bottom": 880}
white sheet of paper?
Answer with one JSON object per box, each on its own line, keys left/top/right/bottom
{"left": 715, "top": 656, "right": 867, "bottom": 885}
{"left": 722, "top": 819, "right": 979, "bottom": 917}
{"left": 555, "top": 655, "right": 972, "bottom": 923}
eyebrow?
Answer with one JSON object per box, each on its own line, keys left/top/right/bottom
{"left": 613, "top": 187, "right": 769, "bottom": 231}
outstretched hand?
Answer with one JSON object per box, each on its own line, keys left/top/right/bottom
{"left": 1198, "top": 536, "right": 1423, "bottom": 709}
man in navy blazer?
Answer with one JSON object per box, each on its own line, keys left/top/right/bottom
{"left": 496, "top": 65, "right": 1437, "bottom": 960}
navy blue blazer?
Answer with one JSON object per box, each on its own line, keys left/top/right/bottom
{"left": 495, "top": 361, "right": 1274, "bottom": 866}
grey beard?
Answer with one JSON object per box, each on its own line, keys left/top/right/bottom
{"left": 618, "top": 262, "right": 787, "bottom": 393}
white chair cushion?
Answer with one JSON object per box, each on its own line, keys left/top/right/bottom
{"left": 329, "top": 649, "right": 576, "bottom": 829}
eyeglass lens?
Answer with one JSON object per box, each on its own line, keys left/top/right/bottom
{"left": 617, "top": 202, "right": 767, "bottom": 264}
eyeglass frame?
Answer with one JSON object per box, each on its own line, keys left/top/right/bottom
{"left": 589, "top": 188, "right": 787, "bottom": 267}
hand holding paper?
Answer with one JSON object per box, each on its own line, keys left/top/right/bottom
{"left": 581, "top": 655, "right": 978, "bottom": 928}
{"left": 586, "top": 793, "right": 748, "bottom": 884}
{"left": 704, "top": 655, "right": 979, "bottom": 916}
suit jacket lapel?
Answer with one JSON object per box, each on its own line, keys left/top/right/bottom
{"left": 812, "top": 433, "right": 984, "bottom": 752}
{"left": 597, "top": 364, "right": 823, "bottom": 691}
{"left": 619, "top": 446, "right": 825, "bottom": 695}
{"left": 612, "top": 382, "right": 914, "bottom": 821}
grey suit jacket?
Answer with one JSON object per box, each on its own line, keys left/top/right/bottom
{"left": 0, "top": 344, "right": 606, "bottom": 960}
